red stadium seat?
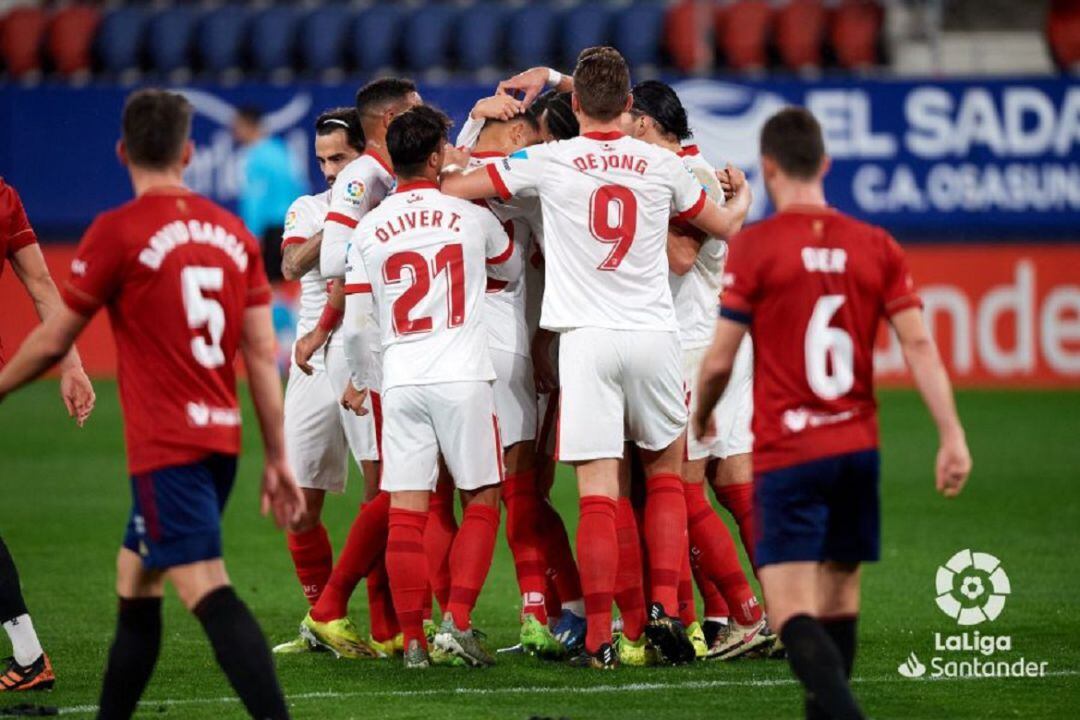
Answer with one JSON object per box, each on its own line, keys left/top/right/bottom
{"left": 1, "top": 7, "right": 48, "bottom": 78}
{"left": 776, "top": 0, "right": 827, "bottom": 71}
{"left": 1048, "top": 0, "right": 1080, "bottom": 70}
{"left": 717, "top": 0, "right": 772, "bottom": 72}
{"left": 665, "top": 0, "right": 712, "bottom": 73}
{"left": 830, "top": 0, "right": 883, "bottom": 70}
{"left": 47, "top": 4, "right": 101, "bottom": 77}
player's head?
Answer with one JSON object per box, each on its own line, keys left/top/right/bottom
{"left": 760, "top": 106, "right": 830, "bottom": 202}
{"left": 571, "top": 46, "right": 632, "bottom": 123}
{"left": 314, "top": 107, "right": 364, "bottom": 188}
{"left": 355, "top": 77, "right": 423, "bottom": 140}
{"left": 533, "top": 90, "right": 579, "bottom": 142}
{"left": 476, "top": 101, "right": 542, "bottom": 154}
{"left": 232, "top": 104, "right": 264, "bottom": 146}
{"left": 625, "top": 80, "right": 691, "bottom": 145}
{"left": 387, "top": 105, "right": 453, "bottom": 182}
{"left": 118, "top": 89, "right": 194, "bottom": 173}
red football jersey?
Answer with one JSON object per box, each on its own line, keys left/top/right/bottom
{"left": 61, "top": 188, "right": 271, "bottom": 474}
{"left": 0, "top": 179, "right": 39, "bottom": 363}
{"left": 721, "top": 205, "right": 921, "bottom": 473}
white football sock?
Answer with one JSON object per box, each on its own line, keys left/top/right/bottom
{"left": 561, "top": 599, "right": 585, "bottom": 618}
{"left": 3, "top": 614, "right": 43, "bottom": 666}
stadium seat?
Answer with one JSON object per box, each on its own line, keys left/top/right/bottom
{"left": 95, "top": 6, "right": 149, "bottom": 77}
{"left": 298, "top": 4, "right": 351, "bottom": 76}
{"left": 507, "top": 3, "right": 557, "bottom": 71}
{"left": 351, "top": 3, "right": 405, "bottom": 71}
{"left": 402, "top": 3, "right": 458, "bottom": 73}
{"left": 775, "top": 0, "right": 827, "bottom": 71}
{"left": 1, "top": 7, "right": 48, "bottom": 79}
{"left": 1048, "top": 0, "right": 1080, "bottom": 70}
{"left": 717, "top": 0, "right": 772, "bottom": 71}
{"left": 615, "top": 1, "right": 666, "bottom": 70}
{"left": 666, "top": 0, "right": 711, "bottom": 73}
{"left": 47, "top": 4, "right": 101, "bottom": 78}
{"left": 146, "top": 5, "right": 199, "bottom": 78}
{"left": 195, "top": 4, "right": 252, "bottom": 77}
{"left": 830, "top": 0, "right": 883, "bottom": 70}
{"left": 455, "top": 1, "right": 507, "bottom": 73}
{"left": 560, "top": 2, "right": 612, "bottom": 69}
{"left": 250, "top": 5, "right": 301, "bottom": 77}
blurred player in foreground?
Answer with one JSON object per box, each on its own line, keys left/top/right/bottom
{"left": 0, "top": 89, "right": 304, "bottom": 719}
{"left": 693, "top": 107, "right": 971, "bottom": 719}
{"left": 0, "top": 179, "right": 95, "bottom": 692}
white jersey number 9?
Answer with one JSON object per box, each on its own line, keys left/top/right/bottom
{"left": 181, "top": 266, "right": 226, "bottom": 369}
{"left": 805, "top": 294, "right": 854, "bottom": 401}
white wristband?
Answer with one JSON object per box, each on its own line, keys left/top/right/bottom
{"left": 547, "top": 68, "right": 563, "bottom": 87}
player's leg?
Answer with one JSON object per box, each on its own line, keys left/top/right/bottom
{"left": 710, "top": 454, "right": 755, "bottom": 560}
{"left": 610, "top": 451, "right": 649, "bottom": 666}
{"left": 425, "top": 465, "right": 456, "bottom": 620}
{"left": 0, "top": 534, "right": 53, "bottom": 692}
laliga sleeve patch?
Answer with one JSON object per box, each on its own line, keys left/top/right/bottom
{"left": 284, "top": 209, "right": 298, "bottom": 232}
{"left": 344, "top": 179, "right": 366, "bottom": 207}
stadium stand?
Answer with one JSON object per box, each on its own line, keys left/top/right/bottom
{"left": 716, "top": 0, "right": 773, "bottom": 71}
{"left": 455, "top": 1, "right": 508, "bottom": 73}
{"left": 506, "top": 2, "right": 558, "bottom": 71}
{"left": 146, "top": 4, "right": 199, "bottom": 79}
{"left": 46, "top": 3, "right": 100, "bottom": 78}
{"left": 195, "top": 3, "right": 251, "bottom": 79}
{"left": 0, "top": 5, "right": 47, "bottom": 79}
{"left": 95, "top": 4, "right": 148, "bottom": 79}
{"left": 250, "top": 3, "right": 301, "bottom": 79}
{"left": 402, "top": 2, "right": 457, "bottom": 74}
{"left": 831, "top": 0, "right": 885, "bottom": 70}
{"left": 298, "top": 4, "right": 351, "bottom": 78}
{"left": 614, "top": 1, "right": 666, "bottom": 70}
{"left": 560, "top": 2, "right": 613, "bottom": 70}
{"left": 1048, "top": 0, "right": 1080, "bottom": 70}
{"left": 775, "top": 0, "right": 828, "bottom": 71}
{"left": 350, "top": 2, "right": 405, "bottom": 72}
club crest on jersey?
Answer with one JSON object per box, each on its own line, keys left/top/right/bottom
{"left": 345, "top": 179, "right": 366, "bottom": 206}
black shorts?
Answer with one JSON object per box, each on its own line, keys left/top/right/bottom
{"left": 754, "top": 449, "right": 880, "bottom": 568}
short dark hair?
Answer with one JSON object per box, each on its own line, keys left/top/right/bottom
{"left": 387, "top": 105, "right": 452, "bottom": 178}
{"left": 122, "top": 89, "right": 193, "bottom": 170}
{"left": 315, "top": 107, "right": 365, "bottom": 152}
{"left": 534, "top": 90, "right": 579, "bottom": 140}
{"left": 355, "top": 77, "right": 418, "bottom": 117}
{"left": 760, "top": 107, "right": 826, "bottom": 180}
{"left": 572, "top": 46, "right": 630, "bottom": 122}
{"left": 631, "top": 80, "right": 691, "bottom": 141}
{"left": 235, "top": 104, "right": 262, "bottom": 125}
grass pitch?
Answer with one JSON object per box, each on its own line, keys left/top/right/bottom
{"left": 1, "top": 381, "right": 1077, "bottom": 719}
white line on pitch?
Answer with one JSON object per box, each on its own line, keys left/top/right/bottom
{"left": 54, "top": 670, "right": 1080, "bottom": 716}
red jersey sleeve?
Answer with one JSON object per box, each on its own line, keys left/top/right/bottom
{"left": 881, "top": 233, "right": 922, "bottom": 317}
{"left": 62, "top": 215, "right": 126, "bottom": 317}
{"left": 3, "top": 183, "right": 38, "bottom": 256}
{"left": 244, "top": 231, "right": 272, "bottom": 307}
{"left": 719, "top": 231, "right": 759, "bottom": 324}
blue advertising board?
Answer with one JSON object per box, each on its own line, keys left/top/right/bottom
{"left": 1, "top": 77, "right": 1077, "bottom": 238}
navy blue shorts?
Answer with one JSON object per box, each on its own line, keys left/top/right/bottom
{"left": 754, "top": 449, "right": 880, "bottom": 568}
{"left": 123, "top": 454, "right": 237, "bottom": 570}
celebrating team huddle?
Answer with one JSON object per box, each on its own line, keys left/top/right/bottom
{"left": 0, "top": 44, "right": 971, "bottom": 720}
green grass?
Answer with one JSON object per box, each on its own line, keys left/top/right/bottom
{"left": 1, "top": 381, "right": 1077, "bottom": 718}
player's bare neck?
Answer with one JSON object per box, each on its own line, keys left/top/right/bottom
{"left": 772, "top": 180, "right": 828, "bottom": 213}
{"left": 578, "top": 117, "right": 623, "bottom": 138}
{"left": 364, "top": 140, "right": 391, "bottom": 169}
{"left": 129, "top": 167, "right": 186, "bottom": 198}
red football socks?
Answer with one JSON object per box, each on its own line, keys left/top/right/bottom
{"left": 614, "top": 497, "right": 647, "bottom": 642}
{"left": 578, "top": 495, "right": 618, "bottom": 653}
{"left": 644, "top": 474, "right": 688, "bottom": 617}
{"left": 424, "top": 480, "right": 457, "bottom": 615}
{"left": 447, "top": 503, "right": 501, "bottom": 631}
{"left": 503, "top": 471, "right": 548, "bottom": 623}
{"left": 684, "top": 482, "right": 762, "bottom": 626}
{"left": 714, "top": 482, "right": 756, "bottom": 565}
{"left": 366, "top": 557, "right": 399, "bottom": 643}
{"left": 286, "top": 524, "right": 333, "bottom": 606}
{"left": 310, "top": 492, "right": 391, "bottom": 622}
{"left": 693, "top": 560, "right": 730, "bottom": 619}
{"left": 537, "top": 497, "right": 584, "bottom": 606}
{"left": 386, "top": 508, "right": 429, "bottom": 650}
{"left": 678, "top": 544, "right": 697, "bottom": 626}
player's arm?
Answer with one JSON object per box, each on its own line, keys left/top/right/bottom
{"left": 667, "top": 225, "right": 706, "bottom": 276}
{"left": 340, "top": 288, "right": 374, "bottom": 417}
{"left": 497, "top": 66, "right": 573, "bottom": 106}
{"left": 482, "top": 209, "right": 522, "bottom": 284}
{"left": 294, "top": 278, "right": 343, "bottom": 375}
{"left": 240, "top": 304, "right": 305, "bottom": 527}
{"left": 441, "top": 150, "right": 545, "bottom": 203}
{"left": 281, "top": 230, "right": 322, "bottom": 281}
{"left": 0, "top": 305, "right": 90, "bottom": 406}
{"left": 890, "top": 307, "right": 971, "bottom": 498}
{"left": 457, "top": 95, "right": 527, "bottom": 150}
{"left": 9, "top": 243, "right": 95, "bottom": 423}
{"left": 692, "top": 316, "right": 747, "bottom": 440}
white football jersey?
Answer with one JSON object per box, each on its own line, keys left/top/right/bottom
{"left": 490, "top": 132, "right": 707, "bottom": 333}
{"left": 669, "top": 146, "right": 728, "bottom": 350}
{"left": 469, "top": 152, "right": 541, "bottom": 358}
{"left": 282, "top": 191, "right": 336, "bottom": 372}
{"left": 353, "top": 181, "right": 519, "bottom": 391}
{"left": 320, "top": 151, "right": 395, "bottom": 279}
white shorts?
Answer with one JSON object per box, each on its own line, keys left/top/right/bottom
{"left": 284, "top": 347, "right": 379, "bottom": 494}
{"left": 557, "top": 328, "right": 687, "bottom": 461}
{"left": 491, "top": 348, "right": 537, "bottom": 447}
{"left": 710, "top": 334, "right": 754, "bottom": 459}
{"left": 535, "top": 390, "right": 559, "bottom": 458}
{"left": 380, "top": 381, "right": 505, "bottom": 493}
{"left": 682, "top": 345, "right": 714, "bottom": 462}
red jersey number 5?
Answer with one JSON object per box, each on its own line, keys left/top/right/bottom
{"left": 589, "top": 185, "right": 637, "bottom": 271}
{"left": 181, "top": 266, "right": 227, "bottom": 369}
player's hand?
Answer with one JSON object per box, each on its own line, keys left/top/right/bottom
{"left": 440, "top": 145, "right": 471, "bottom": 174}
{"left": 691, "top": 408, "right": 717, "bottom": 445}
{"left": 717, "top": 165, "right": 746, "bottom": 203}
{"left": 260, "top": 456, "right": 306, "bottom": 528}
{"left": 341, "top": 383, "right": 370, "bottom": 416}
{"left": 531, "top": 329, "right": 559, "bottom": 394}
{"left": 59, "top": 366, "right": 95, "bottom": 427}
{"left": 472, "top": 94, "right": 524, "bottom": 122}
{"left": 294, "top": 327, "right": 330, "bottom": 376}
{"left": 935, "top": 433, "right": 971, "bottom": 498}
{"left": 497, "top": 67, "right": 551, "bottom": 107}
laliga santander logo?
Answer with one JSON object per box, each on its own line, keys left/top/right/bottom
{"left": 935, "top": 549, "right": 1011, "bottom": 626}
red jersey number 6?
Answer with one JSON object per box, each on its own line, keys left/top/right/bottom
{"left": 589, "top": 185, "right": 637, "bottom": 271}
